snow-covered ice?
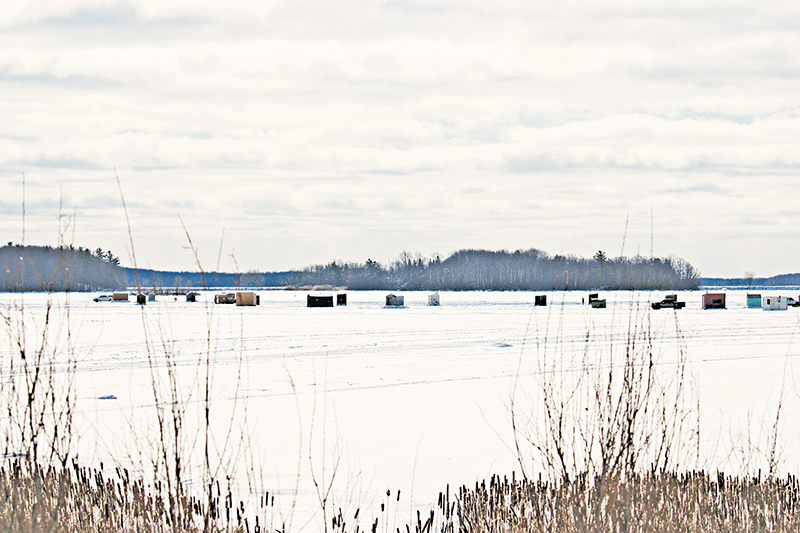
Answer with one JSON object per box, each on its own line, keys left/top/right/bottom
{"left": 3, "top": 289, "right": 800, "bottom": 529}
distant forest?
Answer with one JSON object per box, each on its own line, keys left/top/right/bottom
{"left": 2, "top": 244, "right": 702, "bottom": 292}
{"left": 125, "top": 268, "right": 290, "bottom": 290}
{"left": 0, "top": 243, "right": 126, "bottom": 291}
{"left": 126, "top": 249, "right": 701, "bottom": 291}
{"left": 701, "top": 273, "right": 800, "bottom": 287}
{"left": 283, "top": 249, "right": 701, "bottom": 291}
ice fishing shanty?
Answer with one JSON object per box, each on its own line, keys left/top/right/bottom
{"left": 385, "top": 294, "right": 404, "bottom": 307}
{"left": 763, "top": 295, "right": 788, "bottom": 311}
{"left": 214, "top": 293, "right": 236, "bottom": 304}
{"left": 337, "top": 293, "right": 347, "bottom": 306}
{"left": 112, "top": 292, "right": 128, "bottom": 301}
{"left": 702, "top": 293, "right": 726, "bottom": 309}
{"left": 236, "top": 292, "right": 260, "bottom": 306}
{"left": 307, "top": 295, "right": 334, "bottom": 307}
{"left": 588, "top": 293, "right": 606, "bottom": 308}
{"left": 428, "top": 292, "right": 440, "bottom": 306}
{"left": 747, "top": 293, "right": 762, "bottom": 308}
{"left": 534, "top": 295, "right": 547, "bottom": 306}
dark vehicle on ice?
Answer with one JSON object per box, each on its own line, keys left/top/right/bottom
{"left": 651, "top": 294, "right": 686, "bottom": 310}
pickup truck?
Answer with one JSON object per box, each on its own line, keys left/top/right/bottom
{"left": 651, "top": 294, "right": 686, "bottom": 310}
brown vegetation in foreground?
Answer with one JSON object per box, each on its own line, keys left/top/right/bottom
{"left": 0, "top": 460, "right": 278, "bottom": 533}
{"left": 4, "top": 461, "right": 800, "bottom": 532}
{"left": 453, "top": 471, "right": 800, "bottom": 533}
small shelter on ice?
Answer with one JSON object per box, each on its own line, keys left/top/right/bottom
{"left": 337, "top": 293, "right": 347, "bottom": 306}
{"left": 136, "top": 293, "right": 146, "bottom": 305}
{"left": 308, "top": 295, "right": 334, "bottom": 307}
{"left": 428, "top": 292, "right": 440, "bottom": 306}
{"left": 588, "top": 293, "right": 606, "bottom": 308}
{"left": 385, "top": 294, "right": 404, "bottom": 307}
{"left": 763, "top": 295, "right": 788, "bottom": 311}
{"left": 747, "top": 293, "right": 762, "bottom": 308}
{"left": 186, "top": 292, "right": 199, "bottom": 302}
{"left": 148, "top": 293, "right": 156, "bottom": 302}
{"left": 534, "top": 295, "right": 547, "bottom": 306}
{"left": 236, "top": 292, "right": 260, "bottom": 306}
{"left": 702, "top": 293, "right": 726, "bottom": 309}
{"left": 112, "top": 292, "right": 128, "bottom": 301}
{"left": 215, "top": 293, "right": 236, "bottom": 304}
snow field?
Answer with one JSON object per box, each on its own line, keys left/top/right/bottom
{"left": 2, "top": 289, "right": 800, "bottom": 530}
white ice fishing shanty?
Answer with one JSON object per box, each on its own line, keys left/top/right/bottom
{"left": 763, "top": 295, "right": 788, "bottom": 311}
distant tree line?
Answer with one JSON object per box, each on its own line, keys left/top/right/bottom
{"left": 702, "top": 273, "right": 800, "bottom": 287}
{"left": 1, "top": 244, "right": 702, "bottom": 292}
{"left": 124, "top": 268, "right": 291, "bottom": 289}
{"left": 282, "top": 248, "right": 702, "bottom": 291}
{"left": 0, "top": 243, "right": 126, "bottom": 291}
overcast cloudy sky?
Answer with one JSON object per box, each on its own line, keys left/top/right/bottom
{"left": 1, "top": 0, "right": 798, "bottom": 277}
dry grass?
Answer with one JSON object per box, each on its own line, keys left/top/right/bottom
{"left": 454, "top": 470, "right": 800, "bottom": 533}
{"left": 0, "top": 182, "right": 274, "bottom": 532}
{"left": 0, "top": 458, "right": 283, "bottom": 533}
{"left": 4, "top": 458, "right": 800, "bottom": 533}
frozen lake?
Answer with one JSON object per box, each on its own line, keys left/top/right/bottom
{"left": 3, "top": 289, "right": 800, "bottom": 530}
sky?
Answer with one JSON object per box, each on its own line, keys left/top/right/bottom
{"left": 1, "top": 0, "right": 799, "bottom": 277}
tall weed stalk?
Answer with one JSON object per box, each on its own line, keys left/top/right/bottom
{"left": 511, "top": 293, "right": 697, "bottom": 484}
{"left": 0, "top": 190, "right": 76, "bottom": 531}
